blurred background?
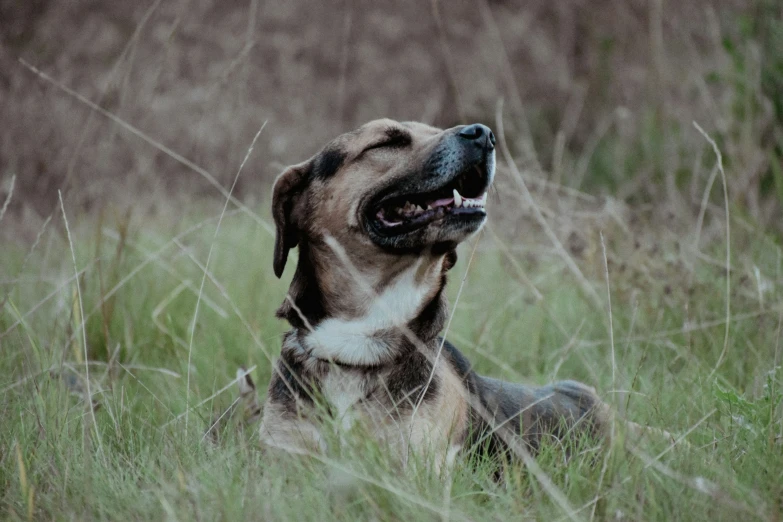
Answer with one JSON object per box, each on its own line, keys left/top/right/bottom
{"left": 0, "top": 0, "right": 781, "bottom": 237}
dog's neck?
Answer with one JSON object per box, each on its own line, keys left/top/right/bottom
{"left": 277, "top": 241, "right": 452, "bottom": 366}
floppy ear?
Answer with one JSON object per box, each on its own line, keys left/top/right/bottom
{"left": 272, "top": 161, "right": 311, "bottom": 278}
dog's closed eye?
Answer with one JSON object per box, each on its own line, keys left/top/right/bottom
{"left": 363, "top": 128, "right": 411, "bottom": 152}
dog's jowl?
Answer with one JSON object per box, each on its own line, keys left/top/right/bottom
{"left": 260, "top": 119, "right": 609, "bottom": 471}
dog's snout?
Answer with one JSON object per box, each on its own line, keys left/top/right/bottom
{"left": 458, "top": 124, "right": 495, "bottom": 150}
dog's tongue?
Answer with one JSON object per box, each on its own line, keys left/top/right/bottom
{"left": 428, "top": 197, "right": 454, "bottom": 208}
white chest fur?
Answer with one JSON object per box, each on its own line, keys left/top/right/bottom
{"left": 303, "top": 259, "right": 434, "bottom": 365}
{"left": 321, "top": 370, "right": 368, "bottom": 432}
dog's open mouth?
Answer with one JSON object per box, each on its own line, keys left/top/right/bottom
{"left": 370, "top": 163, "right": 489, "bottom": 235}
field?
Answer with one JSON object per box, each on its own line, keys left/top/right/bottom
{"left": 2, "top": 1, "right": 783, "bottom": 521}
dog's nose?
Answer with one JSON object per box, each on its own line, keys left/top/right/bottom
{"left": 458, "top": 124, "right": 496, "bottom": 150}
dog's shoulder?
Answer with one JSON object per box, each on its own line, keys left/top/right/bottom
{"left": 438, "top": 337, "right": 478, "bottom": 385}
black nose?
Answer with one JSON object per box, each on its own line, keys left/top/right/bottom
{"left": 458, "top": 123, "right": 496, "bottom": 150}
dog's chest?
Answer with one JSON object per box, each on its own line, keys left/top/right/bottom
{"left": 318, "top": 365, "right": 426, "bottom": 432}
{"left": 321, "top": 370, "right": 371, "bottom": 430}
{"left": 315, "top": 358, "right": 469, "bottom": 472}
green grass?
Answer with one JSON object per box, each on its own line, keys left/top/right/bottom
{"left": 1, "top": 192, "right": 782, "bottom": 521}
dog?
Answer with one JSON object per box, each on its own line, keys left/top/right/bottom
{"left": 259, "top": 119, "right": 613, "bottom": 472}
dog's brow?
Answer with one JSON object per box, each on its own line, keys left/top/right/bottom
{"left": 354, "top": 126, "right": 413, "bottom": 158}
{"left": 312, "top": 147, "right": 347, "bottom": 180}
{"left": 383, "top": 127, "right": 412, "bottom": 143}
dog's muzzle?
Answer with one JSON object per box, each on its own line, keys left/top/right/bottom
{"left": 363, "top": 124, "right": 496, "bottom": 247}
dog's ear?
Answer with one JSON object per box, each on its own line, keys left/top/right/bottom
{"left": 272, "top": 161, "right": 311, "bottom": 278}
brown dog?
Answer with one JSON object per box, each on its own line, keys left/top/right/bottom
{"left": 259, "top": 119, "right": 609, "bottom": 471}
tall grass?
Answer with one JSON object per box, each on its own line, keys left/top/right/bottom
{"left": 1, "top": 173, "right": 781, "bottom": 519}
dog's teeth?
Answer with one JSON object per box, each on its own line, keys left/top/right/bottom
{"left": 426, "top": 204, "right": 433, "bottom": 210}
{"left": 453, "top": 189, "right": 462, "bottom": 207}
{"left": 415, "top": 204, "right": 424, "bottom": 213}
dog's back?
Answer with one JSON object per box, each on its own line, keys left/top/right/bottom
{"left": 441, "top": 339, "right": 608, "bottom": 457}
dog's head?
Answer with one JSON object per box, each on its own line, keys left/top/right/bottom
{"left": 271, "top": 119, "right": 496, "bottom": 279}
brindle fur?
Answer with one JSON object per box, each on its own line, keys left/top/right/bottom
{"left": 259, "top": 119, "right": 612, "bottom": 471}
